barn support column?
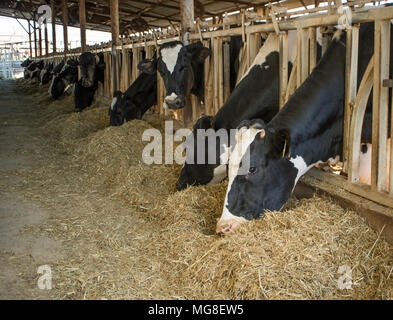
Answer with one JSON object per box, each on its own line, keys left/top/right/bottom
{"left": 62, "top": 0, "right": 68, "bottom": 57}
{"left": 180, "top": 0, "right": 194, "bottom": 126}
{"left": 28, "top": 20, "right": 32, "bottom": 57}
{"left": 110, "top": 0, "right": 119, "bottom": 94}
{"left": 44, "top": 21, "right": 49, "bottom": 55}
{"left": 51, "top": 0, "right": 56, "bottom": 53}
{"left": 79, "top": 0, "right": 87, "bottom": 52}
{"left": 38, "top": 23, "right": 42, "bottom": 57}
{"left": 33, "top": 20, "right": 37, "bottom": 58}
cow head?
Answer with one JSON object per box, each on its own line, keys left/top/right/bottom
{"left": 49, "top": 59, "right": 78, "bottom": 99}
{"left": 78, "top": 52, "right": 105, "bottom": 87}
{"left": 139, "top": 41, "right": 210, "bottom": 109}
{"left": 109, "top": 59, "right": 154, "bottom": 126}
{"left": 74, "top": 79, "right": 97, "bottom": 112}
{"left": 21, "top": 58, "right": 32, "bottom": 68}
{"left": 216, "top": 119, "right": 297, "bottom": 234}
{"left": 176, "top": 115, "right": 229, "bottom": 190}
{"left": 40, "top": 62, "right": 53, "bottom": 85}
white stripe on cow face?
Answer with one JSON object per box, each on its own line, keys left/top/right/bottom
{"left": 111, "top": 97, "right": 118, "bottom": 110}
{"left": 161, "top": 44, "right": 183, "bottom": 74}
{"left": 217, "top": 127, "right": 262, "bottom": 234}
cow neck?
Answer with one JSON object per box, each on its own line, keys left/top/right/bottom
{"left": 267, "top": 34, "right": 346, "bottom": 166}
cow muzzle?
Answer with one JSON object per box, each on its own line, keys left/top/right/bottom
{"left": 216, "top": 218, "right": 245, "bottom": 235}
{"left": 81, "top": 77, "right": 94, "bottom": 87}
{"left": 164, "top": 95, "right": 184, "bottom": 109}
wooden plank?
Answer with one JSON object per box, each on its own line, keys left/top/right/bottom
{"left": 213, "top": 37, "right": 220, "bottom": 114}
{"left": 279, "top": 32, "right": 288, "bottom": 109}
{"left": 296, "top": 28, "right": 302, "bottom": 87}
{"left": 377, "top": 20, "right": 390, "bottom": 191}
{"left": 309, "top": 27, "right": 317, "bottom": 72}
{"left": 301, "top": 28, "right": 309, "bottom": 83}
{"left": 218, "top": 37, "right": 224, "bottom": 109}
{"left": 307, "top": 168, "right": 393, "bottom": 209}
{"left": 223, "top": 40, "right": 230, "bottom": 103}
{"left": 344, "top": 26, "right": 359, "bottom": 174}
{"left": 203, "top": 39, "right": 211, "bottom": 115}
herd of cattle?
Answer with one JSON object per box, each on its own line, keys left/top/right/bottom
{"left": 20, "top": 21, "right": 389, "bottom": 234}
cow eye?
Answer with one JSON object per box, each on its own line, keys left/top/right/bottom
{"left": 248, "top": 167, "right": 257, "bottom": 174}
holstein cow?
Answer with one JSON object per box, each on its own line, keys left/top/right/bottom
{"left": 139, "top": 41, "right": 210, "bottom": 109}
{"left": 49, "top": 59, "right": 79, "bottom": 99}
{"left": 39, "top": 62, "right": 54, "bottom": 85}
{"left": 109, "top": 59, "right": 157, "bottom": 126}
{"left": 216, "top": 22, "right": 391, "bottom": 234}
{"left": 74, "top": 52, "right": 105, "bottom": 112}
{"left": 176, "top": 31, "right": 299, "bottom": 190}
{"left": 25, "top": 60, "right": 44, "bottom": 80}
{"left": 21, "top": 58, "right": 33, "bottom": 79}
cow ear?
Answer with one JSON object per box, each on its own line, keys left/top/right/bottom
{"left": 273, "top": 129, "right": 291, "bottom": 158}
{"left": 193, "top": 47, "right": 210, "bottom": 63}
{"left": 138, "top": 59, "right": 157, "bottom": 74}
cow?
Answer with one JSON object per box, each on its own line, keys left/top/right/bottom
{"left": 139, "top": 40, "right": 211, "bottom": 109}
{"left": 39, "top": 62, "right": 54, "bottom": 85}
{"left": 109, "top": 59, "right": 157, "bottom": 126}
{"left": 49, "top": 59, "right": 79, "bottom": 99}
{"left": 216, "top": 22, "right": 391, "bottom": 234}
{"left": 25, "top": 60, "right": 44, "bottom": 80}
{"left": 176, "top": 31, "right": 300, "bottom": 190}
{"left": 74, "top": 52, "right": 105, "bottom": 112}
{"left": 21, "top": 58, "right": 33, "bottom": 79}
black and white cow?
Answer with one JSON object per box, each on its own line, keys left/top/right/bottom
{"left": 49, "top": 59, "right": 79, "bottom": 99}
{"left": 109, "top": 59, "right": 157, "bottom": 126}
{"left": 139, "top": 41, "right": 210, "bottom": 109}
{"left": 74, "top": 52, "right": 105, "bottom": 112}
{"left": 39, "top": 62, "right": 54, "bottom": 85}
{"left": 25, "top": 60, "right": 44, "bottom": 80}
{"left": 21, "top": 58, "right": 33, "bottom": 79}
{"left": 216, "top": 22, "right": 390, "bottom": 234}
{"left": 176, "top": 32, "right": 299, "bottom": 190}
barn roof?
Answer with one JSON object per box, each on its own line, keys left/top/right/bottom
{"left": 0, "top": 0, "right": 278, "bottom": 33}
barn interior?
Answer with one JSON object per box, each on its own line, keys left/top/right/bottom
{"left": 0, "top": 0, "right": 393, "bottom": 299}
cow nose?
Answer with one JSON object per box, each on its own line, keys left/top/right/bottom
{"left": 165, "top": 97, "right": 183, "bottom": 109}
{"left": 216, "top": 218, "right": 244, "bottom": 235}
{"left": 176, "top": 179, "right": 187, "bottom": 191}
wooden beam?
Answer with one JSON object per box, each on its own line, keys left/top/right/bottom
{"left": 44, "top": 21, "right": 49, "bottom": 55}
{"left": 110, "top": 0, "right": 120, "bottom": 93}
{"left": 28, "top": 19, "right": 32, "bottom": 57}
{"left": 79, "top": 0, "right": 87, "bottom": 52}
{"left": 62, "top": 0, "right": 68, "bottom": 56}
{"left": 33, "top": 19, "right": 37, "bottom": 58}
{"left": 38, "top": 23, "right": 42, "bottom": 57}
{"left": 279, "top": 32, "right": 289, "bottom": 109}
{"left": 51, "top": 0, "right": 56, "bottom": 53}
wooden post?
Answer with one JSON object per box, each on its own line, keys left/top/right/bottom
{"left": 375, "top": 20, "right": 390, "bottom": 191}
{"left": 79, "top": 0, "right": 87, "bottom": 52}
{"left": 38, "top": 23, "right": 42, "bottom": 57}
{"left": 223, "top": 39, "right": 231, "bottom": 102}
{"left": 180, "top": 0, "right": 195, "bottom": 126}
{"left": 28, "top": 20, "right": 32, "bottom": 57}
{"left": 344, "top": 25, "right": 359, "bottom": 174}
{"left": 279, "top": 32, "right": 289, "bottom": 109}
{"left": 300, "top": 28, "right": 309, "bottom": 83}
{"left": 110, "top": 0, "right": 119, "bottom": 93}
{"left": 51, "top": 0, "right": 56, "bottom": 53}
{"left": 309, "top": 27, "right": 317, "bottom": 73}
{"left": 33, "top": 20, "right": 37, "bottom": 58}
{"left": 44, "top": 21, "right": 49, "bottom": 55}
{"left": 62, "top": 0, "right": 68, "bottom": 57}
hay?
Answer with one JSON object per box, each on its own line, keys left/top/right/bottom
{"left": 10, "top": 80, "right": 393, "bottom": 300}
